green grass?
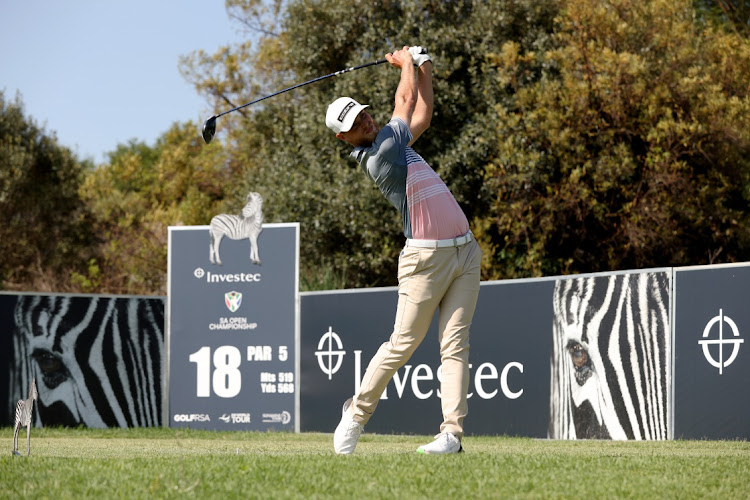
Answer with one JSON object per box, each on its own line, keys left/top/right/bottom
{"left": 1, "top": 428, "right": 749, "bottom": 499}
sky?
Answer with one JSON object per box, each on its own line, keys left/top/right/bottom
{"left": 1, "top": 1, "right": 248, "bottom": 164}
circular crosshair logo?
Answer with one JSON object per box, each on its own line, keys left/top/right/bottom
{"left": 698, "top": 309, "right": 744, "bottom": 375}
{"left": 315, "top": 327, "right": 346, "bottom": 380}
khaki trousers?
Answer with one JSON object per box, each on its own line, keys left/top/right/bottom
{"left": 351, "top": 238, "right": 481, "bottom": 439}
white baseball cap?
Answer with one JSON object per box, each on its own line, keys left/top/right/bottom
{"left": 325, "top": 97, "right": 368, "bottom": 134}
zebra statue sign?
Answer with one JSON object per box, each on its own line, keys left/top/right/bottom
{"left": 209, "top": 192, "right": 264, "bottom": 266}
{"left": 167, "top": 205, "right": 299, "bottom": 432}
{"left": 12, "top": 377, "right": 37, "bottom": 456}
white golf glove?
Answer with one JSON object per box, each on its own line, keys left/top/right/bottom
{"left": 409, "top": 46, "right": 431, "bottom": 67}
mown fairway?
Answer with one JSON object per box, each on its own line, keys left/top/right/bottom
{"left": 2, "top": 427, "right": 749, "bottom": 499}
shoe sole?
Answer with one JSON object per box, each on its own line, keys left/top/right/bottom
{"left": 416, "top": 445, "right": 463, "bottom": 455}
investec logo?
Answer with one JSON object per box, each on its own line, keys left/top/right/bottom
{"left": 315, "top": 326, "right": 524, "bottom": 400}
{"left": 699, "top": 308, "right": 744, "bottom": 375}
{"left": 193, "top": 267, "right": 262, "bottom": 283}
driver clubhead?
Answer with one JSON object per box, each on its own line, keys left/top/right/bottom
{"left": 202, "top": 116, "right": 217, "bottom": 144}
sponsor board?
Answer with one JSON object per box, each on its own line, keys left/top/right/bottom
{"left": 674, "top": 264, "right": 750, "bottom": 439}
{"left": 300, "top": 280, "right": 554, "bottom": 437}
{"left": 166, "top": 223, "right": 299, "bottom": 431}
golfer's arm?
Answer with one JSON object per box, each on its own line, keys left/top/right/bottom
{"left": 391, "top": 59, "right": 417, "bottom": 127}
{"left": 409, "top": 62, "right": 433, "bottom": 145}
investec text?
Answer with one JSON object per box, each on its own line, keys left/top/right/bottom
{"left": 205, "top": 272, "right": 262, "bottom": 283}
{"left": 352, "top": 351, "right": 524, "bottom": 401}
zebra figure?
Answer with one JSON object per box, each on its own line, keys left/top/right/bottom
{"left": 549, "top": 272, "right": 671, "bottom": 440}
{"left": 13, "top": 377, "right": 38, "bottom": 456}
{"left": 209, "top": 192, "right": 264, "bottom": 266}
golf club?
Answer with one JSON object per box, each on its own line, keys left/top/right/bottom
{"left": 202, "top": 58, "right": 388, "bottom": 144}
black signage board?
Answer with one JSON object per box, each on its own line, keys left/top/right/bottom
{"left": 167, "top": 224, "right": 299, "bottom": 431}
{"left": 300, "top": 279, "right": 554, "bottom": 437}
{"left": 674, "top": 264, "right": 750, "bottom": 439}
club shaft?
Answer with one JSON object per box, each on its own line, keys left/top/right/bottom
{"left": 215, "top": 59, "right": 388, "bottom": 119}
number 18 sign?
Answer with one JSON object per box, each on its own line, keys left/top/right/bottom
{"left": 166, "top": 223, "right": 299, "bottom": 431}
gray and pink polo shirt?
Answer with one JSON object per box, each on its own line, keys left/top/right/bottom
{"left": 351, "top": 117, "right": 469, "bottom": 240}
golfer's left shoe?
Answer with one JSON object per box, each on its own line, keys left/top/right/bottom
{"left": 416, "top": 432, "right": 463, "bottom": 454}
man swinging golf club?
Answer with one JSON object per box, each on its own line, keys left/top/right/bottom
{"left": 326, "top": 46, "right": 482, "bottom": 454}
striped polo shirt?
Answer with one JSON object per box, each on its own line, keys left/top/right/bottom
{"left": 351, "top": 118, "right": 469, "bottom": 240}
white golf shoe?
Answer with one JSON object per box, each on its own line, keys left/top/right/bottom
{"left": 333, "top": 398, "right": 364, "bottom": 455}
{"left": 416, "top": 432, "right": 463, "bottom": 454}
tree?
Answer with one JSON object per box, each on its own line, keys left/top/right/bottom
{"left": 694, "top": 0, "right": 750, "bottom": 36}
{"left": 77, "top": 122, "right": 234, "bottom": 294}
{"left": 0, "top": 91, "right": 94, "bottom": 291}
{"left": 480, "top": 0, "right": 750, "bottom": 278}
{"left": 182, "top": 0, "right": 559, "bottom": 288}
{"left": 12, "top": 0, "right": 747, "bottom": 295}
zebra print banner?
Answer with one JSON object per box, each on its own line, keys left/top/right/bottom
{"left": 549, "top": 272, "right": 671, "bottom": 440}
{"left": 4, "top": 294, "right": 164, "bottom": 428}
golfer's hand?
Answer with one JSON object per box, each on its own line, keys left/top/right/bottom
{"left": 408, "top": 46, "right": 431, "bottom": 67}
{"left": 386, "top": 46, "right": 412, "bottom": 69}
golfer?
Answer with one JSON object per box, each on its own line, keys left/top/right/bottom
{"left": 325, "top": 46, "right": 482, "bottom": 454}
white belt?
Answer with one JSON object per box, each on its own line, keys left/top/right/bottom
{"left": 406, "top": 231, "right": 473, "bottom": 249}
